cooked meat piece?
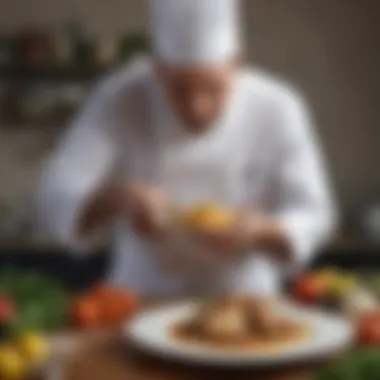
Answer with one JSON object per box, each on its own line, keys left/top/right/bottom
{"left": 194, "top": 296, "right": 283, "bottom": 339}
{"left": 201, "top": 306, "right": 248, "bottom": 341}
{"left": 173, "top": 295, "right": 306, "bottom": 348}
{"left": 246, "top": 298, "right": 282, "bottom": 337}
{"left": 196, "top": 296, "right": 241, "bottom": 319}
{"left": 274, "top": 320, "right": 303, "bottom": 339}
{"left": 194, "top": 298, "right": 249, "bottom": 342}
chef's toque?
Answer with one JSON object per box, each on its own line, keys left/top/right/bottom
{"left": 149, "top": 0, "right": 242, "bottom": 66}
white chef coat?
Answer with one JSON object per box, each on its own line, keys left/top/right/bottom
{"left": 36, "top": 56, "right": 336, "bottom": 296}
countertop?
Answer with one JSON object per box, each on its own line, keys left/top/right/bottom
{"left": 1, "top": 234, "right": 379, "bottom": 255}
{"left": 60, "top": 329, "right": 321, "bottom": 380}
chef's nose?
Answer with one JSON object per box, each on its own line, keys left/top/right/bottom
{"left": 189, "top": 95, "right": 212, "bottom": 118}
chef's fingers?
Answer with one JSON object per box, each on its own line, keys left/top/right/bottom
{"left": 189, "top": 228, "right": 239, "bottom": 254}
{"left": 132, "top": 203, "right": 171, "bottom": 241}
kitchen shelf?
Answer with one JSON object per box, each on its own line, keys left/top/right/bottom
{"left": 0, "top": 63, "right": 114, "bottom": 82}
{"left": 327, "top": 235, "right": 380, "bottom": 254}
{"left": 312, "top": 235, "right": 380, "bottom": 270}
{"left": 0, "top": 246, "right": 108, "bottom": 291}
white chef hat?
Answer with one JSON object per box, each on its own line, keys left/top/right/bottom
{"left": 149, "top": 0, "right": 242, "bottom": 66}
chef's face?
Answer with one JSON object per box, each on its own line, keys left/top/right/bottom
{"left": 157, "top": 60, "right": 238, "bottom": 132}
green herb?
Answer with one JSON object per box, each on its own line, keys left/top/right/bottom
{"left": 0, "top": 268, "right": 69, "bottom": 333}
{"left": 315, "top": 349, "right": 380, "bottom": 380}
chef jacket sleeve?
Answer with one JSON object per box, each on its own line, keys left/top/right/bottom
{"left": 272, "top": 90, "right": 337, "bottom": 269}
{"left": 35, "top": 86, "right": 119, "bottom": 255}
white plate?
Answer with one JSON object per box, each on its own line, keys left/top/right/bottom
{"left": 125, "top": 300, "right": 355, "bottom": 368}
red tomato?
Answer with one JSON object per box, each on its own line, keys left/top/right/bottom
{"left": 292, "top": 276, "right": 326, "bottom": 304}
{"left": 357, "top": 311, "right": 380, "bottom": 345}
{"left": 121, "top": 292, "right": 139, "bottom": 316}
{"left": 81, "top": 285, "right": 140, "bottom": 327}
{"left": 91, "top": 284, "right": 116, "bottom": 300}
{"left": 102, "top": 291, "right": 139, "bottom": 325}
{"left": 72, "top": 298, "right": 100, "bottom": 329}
{"left": 100, "top": 298, "right": 123, "bottom": 325}
{"left": 0, "top": 295, "right": 15, "bottom": 322}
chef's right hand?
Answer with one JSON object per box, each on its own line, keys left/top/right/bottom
{"left": 123, "top": 182, "right": 171, "bottom": 241}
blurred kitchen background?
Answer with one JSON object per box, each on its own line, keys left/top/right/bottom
{"left": 0, "top": 0, "right": 379, "bottom": 285}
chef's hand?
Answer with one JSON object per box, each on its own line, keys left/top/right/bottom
{"left": 188, "top": 208, "right": 260, "bottom": 255}
{"left": 193, "top": 207, "right": 292, "bottom": 259}
{"left": 124, "top": 182, "right": 171, "bottom": 241}
{"left": 77, "top": 181, "right": 171, "bottom": 242}
{"left": 192, "top": 207, "right": 289, "bottom": 257}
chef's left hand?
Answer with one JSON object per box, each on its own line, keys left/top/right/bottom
{"left": 192, "top": 208, "right": 267, "bottom": 255}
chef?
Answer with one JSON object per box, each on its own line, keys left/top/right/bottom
{"left": 36, "top": 0, "right": 336, "bottom": 295}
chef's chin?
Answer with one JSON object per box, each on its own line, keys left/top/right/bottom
{"left": 181, "top": 116, "right": 219, "bottom": 134}
{"left": 186, "top": 123, "right": 215, "bottom": 134}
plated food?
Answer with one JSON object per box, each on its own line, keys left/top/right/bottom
{"left": 127, "top": 295, "right": 354, "bottom": 367}
{"left": 171, "top": 296, "right": 310, "bottom": 352}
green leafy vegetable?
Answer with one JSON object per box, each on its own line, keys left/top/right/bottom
{"left": 316, "top": 349, "right": 380, "bottom": 380}
{"left": 0, "top": 268, "right": 69, "bottom": 333}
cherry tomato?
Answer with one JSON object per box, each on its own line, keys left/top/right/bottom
{"left": 121, "top": 292, "right": 139, "bottom": 316}
{"left": 108, "top": 292, "right": 138, "bottom": 323}
{"left": 357, "top": 311, "right": 380, "bottom": 345}
{"left": 100, "top": 298, "right": 124, "bottom": 325}
{"left": 78, "top": 284, "right": 140, "bottom": 327}
{"left": 292, "top": 276, "right": 326, "bottom": 304}
{"left": 0, "top": 296, "right": 15, "bottom": 323}
{"left": 72, "top": 298, "right": 100, "bottom": 329}
{"left": 90, "top": 284, "right": 115, "bottom": 300}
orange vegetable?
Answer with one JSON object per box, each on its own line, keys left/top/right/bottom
{"left": 90, "top": 284, "right": 116, "bottom": 300}
{"left": 102, "top": 290, "right": 139, "bottom": 325}
{"left": 119, "top": 291, "right": 139, "bottom": 317}
{"left": 101, "top": 298, "right": 124, "bottom": 325}
{"left": 72, "top": 285, "right": 139, "bottom": 329}
{"left": 72, "top": 298, "right": 100, "bottom": 328}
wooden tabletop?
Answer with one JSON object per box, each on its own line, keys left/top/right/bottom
{"left": 62, "top": 329, "right": 329, "bottom": 380}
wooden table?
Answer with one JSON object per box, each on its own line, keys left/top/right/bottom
{"left": 62, "top": 330, "right": 328, "bottom": 380}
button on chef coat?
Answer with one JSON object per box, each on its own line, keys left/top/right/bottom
{"left": 36, "top": 56, "right": 336, "bottom": 296}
